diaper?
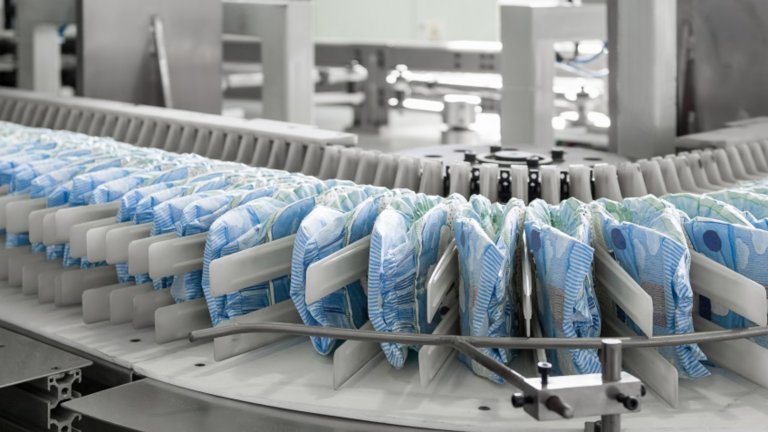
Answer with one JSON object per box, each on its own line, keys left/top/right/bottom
{"left": 524, "top": 198, "right": 601, "bottom": 375}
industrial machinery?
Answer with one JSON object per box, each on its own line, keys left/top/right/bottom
{"left": 1, "top": 87, "right": 768, "bottom": 432}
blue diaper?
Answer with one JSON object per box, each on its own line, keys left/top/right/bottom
{"left": 291, "top": 189, "right": 401, "bottom": 355}
{"left": 368, "top": 194, "right": 464, "bottom": 369}
{"left": 219, "top": 185, "right": 376, "bottom": 322}
{"left": 525, "top": 198, "right": 601, "bottom": 375}
{"left": 592, "top": 196, "right": 709, "bottom": 378}
{"left": 666, "top": 193, "right": 768, "bottom": 348}
{"left": 455, "top": 196, "right": 526, "bottom": 383}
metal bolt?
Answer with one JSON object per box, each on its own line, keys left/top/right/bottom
{"left": 545, "top": 395, "right": 575, "bottom": 419}
{"left": 510, "top": 393, "right": 532, "bottom": 408}
{"left": 616, "top": 393, "right": 639, "bottom": 411}
{"left": 537, "top": 361, "right": 552, "bottom": 386}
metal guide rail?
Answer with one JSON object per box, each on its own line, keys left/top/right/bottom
{"left": 1, "top": 92, "right": 768, "bottom": 430}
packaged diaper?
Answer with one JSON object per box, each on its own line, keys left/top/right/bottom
{"left": 592, "top": 196, "right": 709, "bottom": 378}
{"left": 524, "top": 198, "right": 601, "bottom": 375}
{"left": 454, "top": 196, "right": 526, "bottom": 383}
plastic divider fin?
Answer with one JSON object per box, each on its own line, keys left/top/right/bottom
{"left": 448, "top": 162, "right": 471, "bottom": 198}
{"left": 568, "top": 164, "right": 593, "bottom": 203}
{"left": 82, "top": 282, "right": 135, "bottom": 323}
{"left": 154, "top": 299, "right": 211, "bottom": 343}
{"left": 418, "top": 305, "right": 459, "bottom": 387}
{"left": 109, "top": 283, "right": 154, "bottom": 324}
{"left": 53, "top": 202, "right": 120, "bottom": 244}
{"left": 478, "top": 163, "right": 499, "bottom": 202}
{"left": 426, "top": 241, "right": 458, "bottom": 324}
{"left": 29, "top": 206, "right": 64, "bottom": 244}
{"left": 304, "top": 236, "right": 370, "bottom": 304}
{"left": 694, "top": 315, "right": 768, "bottom": 389}
{"left": 0, "top": 246, "right": 34, "bottom": 280}
{"left": 213, "top": 300, "right": 302, "bottom": 361}
{"left": 332, "top": 321, "right": 382, "bottom": 390}
{"left": 594, "top": 246, "right": 654, "bottom": 337}
{"left": 128, "top": 233, "right": 175, "bottom": 276}
{"left": 593, "top": 164, "right": 623, "bottom": 201}
{"left": 69, "top": 217, "right": 115, "bottom": 259}
{"left": 6, "top": 197, "right": 46, "bottom": 233}
{"left": 8, "top": 252, "right": 46, "bottom": 287}
{"left": 616, "top": 162, "right": 648, "bottom": 198}
{"left": 637, "top": 159, "right": 668, "bottom": 196}
{"left": 0, "top": 194, "right": 31, "bottom": 229}
{"left": 86, "top": 222, "right": 131, "bottom": 263}
{"left": 37, "top": 268, "right": 79, "bottom": 304}
{"left": 209, "top": 234, "right": 295, "bottom": 297}
{"left": 132, "top": 289, "right": 174, "bottom": 329}
{"left": 148, "top": 233, "right": 207, "bottom": 280}
{"left": 55, "top": 266, "right": 118, "bottom": 307}
{"left": 105, "top": 223, "right": 152, "bottom": 265}
{"left": 539, "top": 166, "right": 561, "bottom": 204}
{"left": 603, "top": 313, "right": 679, "bottom": 407}
{"left": 22, "top": 260, "right": 63, "bottom": 295}
{"left": 690, "top": 252, "right": 767, "bottom": 326}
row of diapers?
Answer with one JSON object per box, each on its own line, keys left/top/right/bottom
{"left": 200, "top": 181, "right": 368, "bottom": 325}
{"left": 291, "top": 189, "right": 412, "bottom": 355}
{"left": 6, "top": 122, "right": 768, "bottom": 384}
{"left": 666, "top": 193, "right": 768, "bottom": 347}
{"left": 591, "top": 196, "right": 710, "bottom": 378}
{"left": 368, "top": 193, "right": 463, "bottom": 368}
{"left": 166, "top": 176, "right": 320, "bottom": 302}
{"left": 114, "top": 168, "right": 295, "bottom": 286}
{"left": 217, "top": 183, "right": 379, "bottom": 320}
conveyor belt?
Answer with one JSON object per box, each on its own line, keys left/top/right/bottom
{"left": 3, "top": 91, "right": 768, "bottom": 431}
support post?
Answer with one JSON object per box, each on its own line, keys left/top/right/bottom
{"left": 608, "top": 0, "right": 677, "bottom": 159}
{"left": 599, "top": 339, "right": 623, "bottom": 432}
{"left": 263, "top": 0, "right": 314, "bottom": 124}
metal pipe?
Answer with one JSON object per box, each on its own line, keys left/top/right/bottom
{"left": 450, "top": 339, "right": 528, "bottom": 388}
{"left": 600, "top": 339, "right": 622, "bottom": 432}
{"left": 189, "top": 321, "right": 768, "bottom": 350}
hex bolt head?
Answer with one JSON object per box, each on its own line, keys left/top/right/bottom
{"left": 616, "top": 393, "right": 640, "bottom": 411}
{"left": 511, "top": 393, "right": 532, "bottom": 408}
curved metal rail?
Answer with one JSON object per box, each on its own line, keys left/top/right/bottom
{"left": 190, "top": 320, "right": 768, "bottom": 349}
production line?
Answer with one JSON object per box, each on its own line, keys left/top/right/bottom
{"left": 0, "top": 88, "right": 767, "bottom": 431}
{"left": 0, "top": 1, "right": 764, "bottom": 430}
